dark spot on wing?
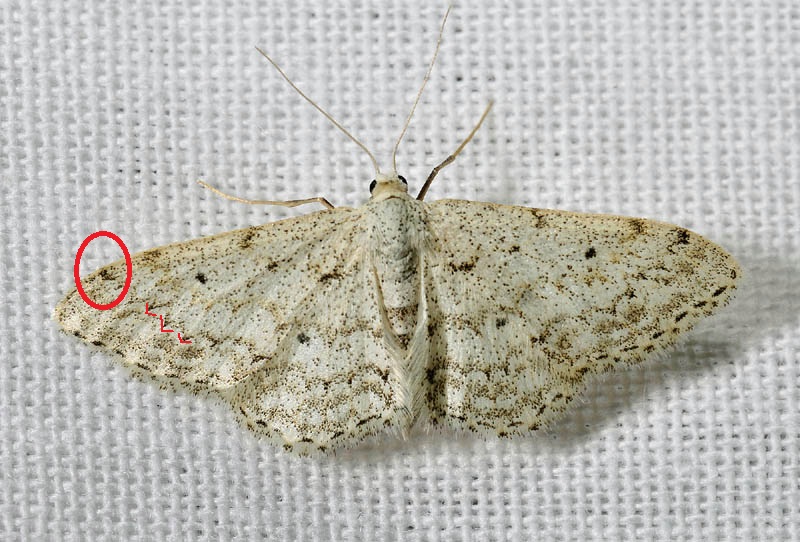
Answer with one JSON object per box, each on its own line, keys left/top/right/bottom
{"left": 297, "top": 332, "right": 310, "bottom": 344}
{"left": 584, "top": 247, "right": 596, "bottom": 259}
{"left": 195, "top": 272, "right": 207, "bottom": 284}
{"left": 530, "top": 209, "right": 547, "bottom": 228}
{"left": 712, "top": 286, "right": 727, "bottom": 297}
{"left": 99, "top": 269, "right": 114, "bottom": 280}
{"left": 425, "top": 368, "right": 436, "bottom": 383}
{"left": 239, "top": 230, "right": 257, "bottom": 250}
{"left": 509, "top": 245, "right": 520, "bottom": 253}
{"left": 357, "top": 414, "right": 381, "bottom": 427}
{"left": 92, "top": 340, "right": 104, "bottom": 347}
{"left": 139, "top": 248, "right": 163, "bottom": 264}
{"left": 652, "top": 331, "right": 664, "bottom": 339}
{"left": 267, "top": 261, "right": 279, "bottom": 271}
{"left": 394, "top": 331, "right": 412, "bottom": 349}
{"left": 675, "top": 311, "right": 688, "bottom": 322}
{"left": 320, "top": 271, "right": 343, "bottom": 283}
{"left": 694, "top": 301, "right": 707, "bottom": 308}
{"left": 629, "top": 218, "right": 646, "bottom": 235}
{"left": 675, "top": 228, "right": 690, "bottom": 244}
{"left": 496, "top": 317, "right": 507, "bottom": 328}
{"left": 449, "top": 259, "right": 477, "bottom": 272}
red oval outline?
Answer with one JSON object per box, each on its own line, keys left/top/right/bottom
{"left": 73, "top": 231, "right": 133, "bottom": 310}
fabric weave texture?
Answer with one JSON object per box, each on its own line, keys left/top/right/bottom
{"left": 2, "top": 1, "right": 798, "bottom": 540}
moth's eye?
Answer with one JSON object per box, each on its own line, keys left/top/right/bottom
{"left": 398, "top": 175, "right": 408, "bottom": 185}
{"left": 369, "top": 179, "right": 377, "bottom": 193}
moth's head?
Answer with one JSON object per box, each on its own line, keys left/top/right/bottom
{"left": 369, "top": 172, "right": 409, "bottom": 201}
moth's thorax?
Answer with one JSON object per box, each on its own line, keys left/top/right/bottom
{"left": 365, "top": 193, "right": 428, "bottom": 346}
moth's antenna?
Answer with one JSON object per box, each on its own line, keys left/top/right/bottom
{"left": 416, "top": 101, "right": 493, "bottom": 201}
{"left": 391, "top": 5, "right": 452, "bottom": 174}
{"left": 255, "top": 47, "right": 381, "bottom": 177}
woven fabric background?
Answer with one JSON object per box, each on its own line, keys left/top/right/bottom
{"left": 2, "top": 1, "right": 798, "bottom": 540}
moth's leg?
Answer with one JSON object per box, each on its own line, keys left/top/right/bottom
{"left": 197, "top": 180, "right": 334, "bottom": 210}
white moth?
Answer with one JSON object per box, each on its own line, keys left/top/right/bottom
{"left": 55, "top": 9, "right": 740, "bottom": 455}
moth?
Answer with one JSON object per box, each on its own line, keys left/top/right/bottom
{"left": 55, "top": 8, "right": 739, "bottom": 455}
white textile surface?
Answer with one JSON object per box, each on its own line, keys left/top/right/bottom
{"left": 2, "top": 1, "right": 799, "bottom": 540}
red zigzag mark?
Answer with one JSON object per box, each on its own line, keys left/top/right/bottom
{"left": 159, "top": 314, "right": 173, "bottom": 333}
{"left": 145, "top": 302, "right": 192, "bottom": 344}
